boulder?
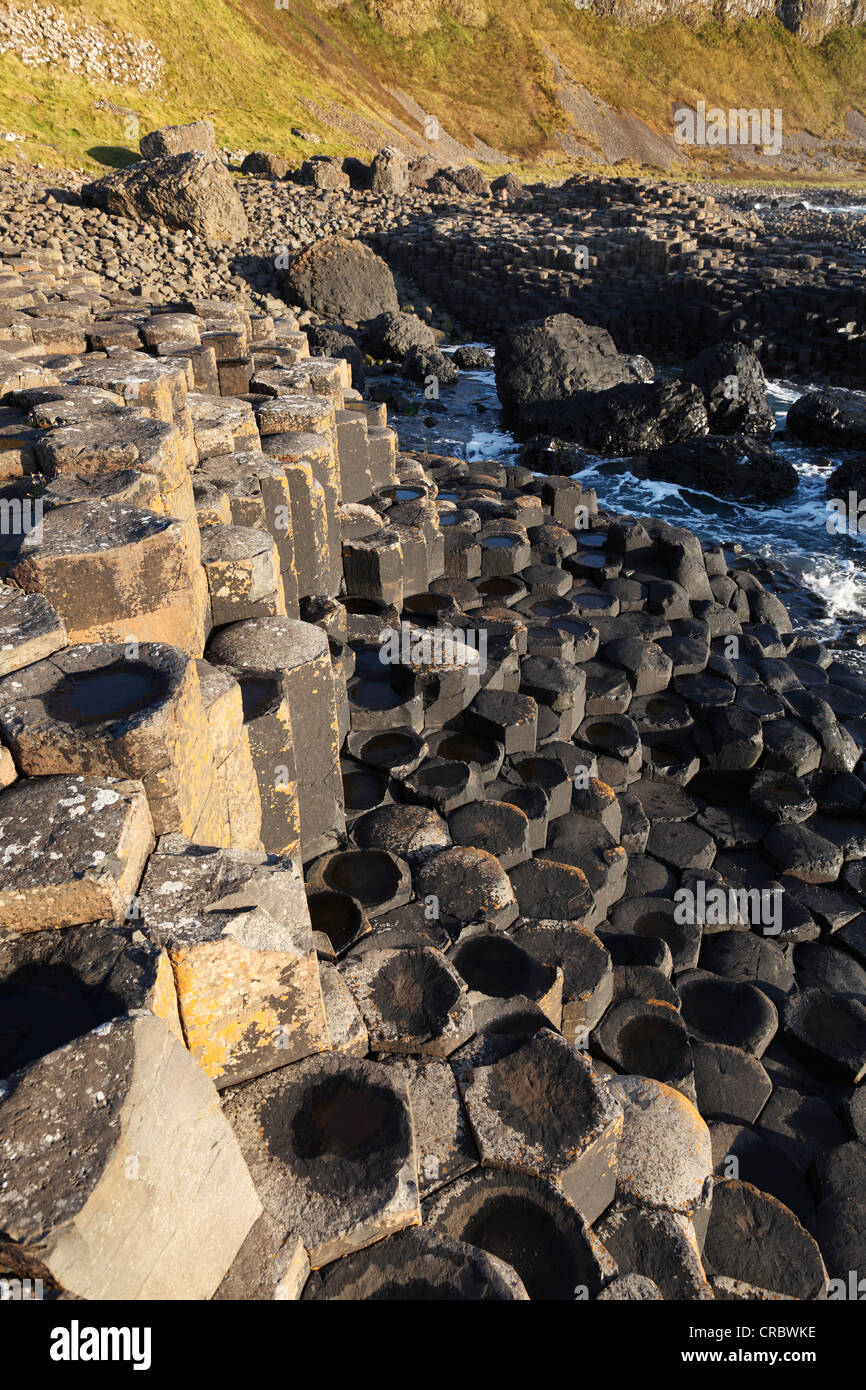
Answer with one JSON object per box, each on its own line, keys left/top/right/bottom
{"left": 441, "top": 165, "right": 491, "bottom": 198}
{"left": 361, "top": 311, "right": 435, "bottom": 361}
{"left": 306, "top": 322, "right": 366, "bottom": 389}
{"left": 298, "top": 156, "right": 350, "bottom": 191}
{"left": 682, "top": 341, "right": 775, "bottom": 436}
{"left": 282, "top": 236, "right": 399, "bottom": 322}
{"left": 82, "top": 152, "right": 249, "bottom": 244}
{"left": 571, "top": 379, "right": 709, "bottom": 456}
{"left": 403, "top": 344, "right": 459, "bottom": 386}
{"left": 407, "top": 155, "right": 439, "bottom": 189}
{"left": 630, "top": 435, "right": 798, "bottom": 503}
{"left": 491, "top": 173, "right": 524, "bottom": 198}
{"left": 369, "top": 146, "right": 409, "bottom": 197}
{"left": 241, "top": 150, "right": 291, "bottom": 179}
{"left": 787, "top": 388, "right": 866, "bottom": 448}
{"left": 495, "top": 313, "right": 646, "bottom": 428}
{"left": 139, "top": 120, "right": 216, "bottom": 159}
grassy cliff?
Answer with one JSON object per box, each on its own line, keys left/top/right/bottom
{"left": 0, "top": 0, "right": 863, "bottom": 178}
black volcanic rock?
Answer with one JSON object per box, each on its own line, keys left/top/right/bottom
{"left": 629, "top": 434, "right": 798, "bottom": 502}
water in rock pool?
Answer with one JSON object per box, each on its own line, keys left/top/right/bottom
{"left": 378, "top": 345, "right": 866, "bottom": 660}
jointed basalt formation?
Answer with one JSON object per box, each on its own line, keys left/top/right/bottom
{"left": 0, "top": 146, "right": 865, "bottom": 1302}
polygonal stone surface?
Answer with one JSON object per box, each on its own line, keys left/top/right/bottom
{"left": 608, "top": 1076, "right": 713, "bottom": 1216}
{"left": 339, "top": 946, "right": 474, "bottom": 1057}
{"left": 425, "top": 1167, "right": 612, "bottom": 1301}
{"left": 783, "top": 988, "right": 866, "bottom": 1082}
{"left": 414, "top": 846, "right": 518, "bottom": 929}
{"left": 302, "top": 1226, "right": 527, "bottom": 1300}
{"left": 379, "top": 1056, "right": 477, "bottom": 1195}
{"left": 214, "top": 1215, "right": 309, "bottom": 1301}
{"left": 0, "top": 774, "right": 154, "bottom": 933}
{"left": 222, "top": 1052, "right": 420, "bottom": 1268}
{"left": 455, "top": 1029, "right": 622, "bottom": 1222}
{"left": 0, "top": 920, "right": 182, "bottom": 1080}
{"left": 138, "top": 837, "right": 328, "bottom": 1087}
{"left": 596, "top": 1200, "right": 713, "bottom": 1301}
{"left": 703, "top": 1179, "right": 827, "bottom": 1300}
{"left": 0, "top": 1013, "right": 262, "bottom": 1299}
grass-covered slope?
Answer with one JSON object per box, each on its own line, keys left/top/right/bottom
{"left": 0, "top": 0, "right": 863, "bottom": 178}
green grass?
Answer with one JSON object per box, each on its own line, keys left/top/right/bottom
{"left": 0, "top": 0, "right": 863, "bottom": 184}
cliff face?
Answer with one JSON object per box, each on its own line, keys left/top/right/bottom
{"left": 323, "top": 0, "right": 865, "bottom": 39}
{"left": 594, "top": 0, "right": 866, "bottom": 40}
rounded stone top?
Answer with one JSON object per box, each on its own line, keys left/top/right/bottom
{"left": 207, "top": 617, "right": 328, "bottom": 672}
{"left": 607, "top": 1075, "right": 712, "bottom": 1214}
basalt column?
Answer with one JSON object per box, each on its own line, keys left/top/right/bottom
{"left": 208, "top": 617, "right": 345, "bottom": 863}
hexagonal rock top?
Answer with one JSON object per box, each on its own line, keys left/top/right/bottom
{"left": 339, "top": 946, "right": 474, "bottom": 1058}
{"left": 455, "top": 1030, "right": 622, "bottom": 1223}
{"left": 0, "top": 1013, "right": 261, "bottom": 1300}
{"left": 607, "top": 1076, "right": 713, "bottom": 1216}
{"left": 222, "top": 1053, "right": 420, "bottom": 1269}
{"left": 703, "top": 1180, "right": 828, "bottom": 1300}
{"left": 413, "top": 846, "right": 518, "bottom": 929}
{"left": 302, "top": 1226, "right": 528, "bottom": 1300}
{"left": 0, "top": 773, "right": 154, "bottom": 934}
{"left": 424, "top": 1167, "right": 613, "bottom": 1301}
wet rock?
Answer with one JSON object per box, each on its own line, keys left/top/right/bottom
{"left": 632, "top": 434, "right": 796, "bottom": 503}
{"left": 303, "top": 1225, "right": 527, "bottom": 1300}
{"left": 494, "top": 313, "right": 639, "bottom": 429}
{"left": 787, "top": 387, "right": 866, "bottom": 448}
{"left": 682, "top": 341, "right": 775, "bottom": 437}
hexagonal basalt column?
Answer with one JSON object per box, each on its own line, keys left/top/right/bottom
{"left": 0, "top": 774, "right": 154, "bottom": 933}
{"left": 208, "top": 617, "right": 345, "bottom": 862}
{"left": 0, "top": 584, "right": 66, "bottom": 676}
{"left": 302, "top": 1226, "right": 527, "bottom": 1300}
{"left": 221, "top": 1052, "right": 420, "bottom": 1268}
{"left": 138, "top": 836, "right": 329, "bottom": 1087}
{"left": 456, "top": 1030, "right": 622, "bottom": 1224}
{"left": 0, "top": 1013, "right": 262, "bottom": 1299}
{"left": 34, "top": 412, "right": 199, "bottom": 564}
{"left": 199, "top": 524, "right": 287, "bottom": 628}
{"left": 10, "top": 500, "right": 208, "bottom": 655}
{"left": 339, "top": 945, "right": 474, "bottom": 1057}
{"left": 0, "top": 643, "right": 221, "bottom": 841}
{"left": 425, "top": 1168, "right": 610, "bottom": 1301}
{"left": 0, "top": 920, "right": 183, "bottom": 1079}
